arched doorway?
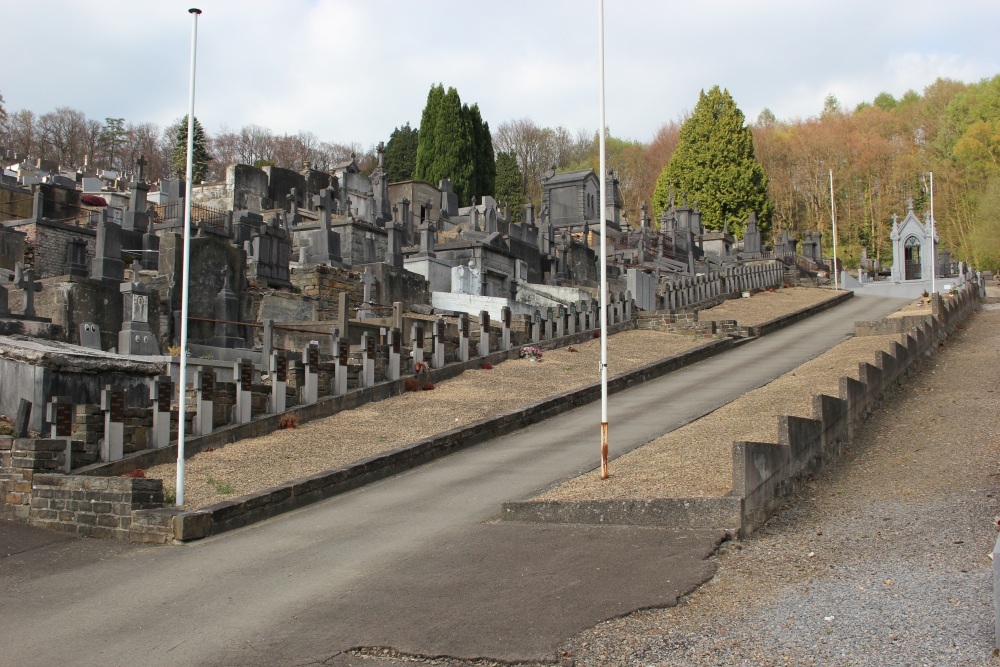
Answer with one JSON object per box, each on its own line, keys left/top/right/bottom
{"left": 904, "top": 235, "right": 921, "bottom": 280}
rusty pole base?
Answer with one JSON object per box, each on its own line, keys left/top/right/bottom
{"left": 600, "top": 421, "right": 609, "bottom": 479}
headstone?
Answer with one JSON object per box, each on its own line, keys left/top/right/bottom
{"left": 309, "top": 186, "right": 344, "bottom": 265}
{"left": 418, "top": 220, "right": 437, "bottom": 258}
{"left": 194, "top": 370, "right": 215, "bottom": 437}
{"left": 388, "top": 327, "right": 401, "bottom": 381}
{"left": 46, "top": 397, "right": 74, "bottom": 473}
{"left": 302, "top": 342, "right": 319, "bottom": 404}
{"left": 431, "top": 319, "right": 445, "bottom": 369}
{"left": 149, "top": 376, "right": 172, "bottom": 449}
{"left": 359, "top": 267, "right": 376, "bottom": 318}
{"left": 269, "top": 351, "right": 288, "bottom": 412}
{"left": 67, "top": 238, "right": 89, "bottom": 277}
{"left": 212, "top": 270, "right": 243, "bottom": 348}
{"left": 478, "top": 311, "right": 490, "bottom": 358}
{"left": 556, "top": 305, "right": 566, "bottom": 338}
{"left": 544, "top": 308, "right": 554, "bottom": 340}
{"left": 501, "top": 306, "right": 512, "bottom": 351}
{"left": 411, "top": 323, "right": 426, "bottom": 368}
{"left": 14, "top": 399, "right": 31, "bottom": 438}
{"left": 361, "top": 331, "right": 376, "bottom": 388}
{"left": 333, "top": 338, "right": 348, "bottom": 396}
{"left": 99, "top": 387, "right": 125, "bottom": 462}
{"left": 118, "top": 281, "right": 159, "bottom": 355}
{"left": 234, "top": 359, "right": 253, "bottom": 424}
{"left": 385, "top": 219, "right": 404, "bottom": 268}
{"left": 457, "top": 313, "right": 469, "bottom": 362}
{"left": 531, "top": 310, "right": 541, "bottom": 343}
{"left": 14, "top": 263, "right": 42, "bottom": 318}
{"left": 90, "top": 212, "right": 125, "bottom": 283}
{"left": 80, "top": 322, "right": 102, "bottom": 350}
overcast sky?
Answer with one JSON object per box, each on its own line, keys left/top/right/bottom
{"left": 4, "top": 1, "right": 998, "bottom": 147}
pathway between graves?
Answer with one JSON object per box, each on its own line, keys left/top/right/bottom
{"left": 0, "top": 293, "right": 908, "bottom": 666}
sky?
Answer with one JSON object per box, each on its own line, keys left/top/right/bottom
{"left": 3, "top": 0, "right": 998, "bottom": 147}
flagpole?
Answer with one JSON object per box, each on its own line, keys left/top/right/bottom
{"left": 176, "top": 7, "right": 201, "bottom": 506}
{"left": 930, "top": 171, "right": 936, "bottom": 294}
{"left": 829, "top": 169, "right": 838, "bottom": 290}
{"left": 597, "top": 0, "right": 609, "bottom": 479}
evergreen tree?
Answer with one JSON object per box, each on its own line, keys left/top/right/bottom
{"left": 384, "top": 122, "right": 419, "bottom": 182}
{"left": 651, "top": 86, "right": 773, "bottom": 238}
{"left": 171, "top": 115, "right": 211, "bottom": 183}
{"left": 495, "top": 151, "right": 524, "bottom": 222}
{"left": 414, "top": 84, "right": 494, "bottom": 204}
{"left": 414, "top": 84, "right": 445, "bottom": 183}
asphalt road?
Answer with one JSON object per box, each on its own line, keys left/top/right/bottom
{"left": 0, "top": 294, "right": 908, "bottom": 666}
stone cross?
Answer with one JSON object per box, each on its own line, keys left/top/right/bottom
{"left": 359, "top": 267, "right": 376, "bottom": 318}
{"left": 14, "top": 263, "right": 41, "bottom": 318}
{"left": 135, "top": 153, "right": 147, "bottom": 182}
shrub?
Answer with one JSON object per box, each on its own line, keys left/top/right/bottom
{"left": 404, "top": 378, "right": 420, "bottom": 392}
{"left": 81, "top": 194, "right": 108, "bottom": 207}
{"left": 480, "top": 361, "right": 493, "bottom": 370}
{"left": 592, "top": 330, "right": 600, "bottom": 338}
{"left": 123, "top": 468, "right": 147, "bottom": 478}
{"left": 421, "top": 382, "right": 435, "bottom": 390}
{"left": 277, "top": 414, "right": 299, "bottom": 429}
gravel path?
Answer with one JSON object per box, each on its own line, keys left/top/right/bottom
{"left": 557, "top": 303, "right": 1000, "bottom": 666}
{"left": 697, "top": 287, "right": 848, "bottom": 327}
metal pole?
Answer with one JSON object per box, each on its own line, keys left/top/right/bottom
{"left": 829, "top": 169, "right": 838, "bottom": 290}
{"left": 930, "top": 171, "right": 936, "bottom": 294}
{"left": 597, "top": 0, "right": 609, "bottom": 479}
{"left": 176, "top": 7, "right": 201, "bottom": 506}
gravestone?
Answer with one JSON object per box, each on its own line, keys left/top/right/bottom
{"left": 309, "top": 186, "right": 344, "bottom": 265}
{"left": 100, "top": 387, "right": 125, "bottom": 462}
{"left": 556, "top": 305, "right": 566, "bottom": 338}
{"left": 14, "top": 263, "right": 42, "bottom": 318}
{"left": 411, "top": 323, "right": 425, "bottom": 368}
{"left": 531, "top": 310, "right": 541, "bottom": 343}
{"left": 388, "top": 327, "right": 401, "bottom": 381}
{"left": 457, "top": 313, "right": 470, "bottom": 362}
{"left": 501, "top": 306, "right": 512, "bottom": 350}
{"left": 544, "top": 308, "right": 554, "bottom": 340}
{"left": 91, "top": 211, "right": 125, "bottom": 283}
{"left": 80, "top": 322, "right": 102, "bottom": 350}
{"left": 149, "top": 376, "right": 172, "bottom": 449}
{"left": 333, "top": 338, "right": 348, "bottom": 396}
{"left": 46, "top": 396, "right": 74, "bottom": 472}
{"left": 212, "top": 270, "right": 243, "bottom": 348}
{"left": 248, "top": 212, "right": 292, "bottom": 287}
{"left": 361, "top": 331, "right": 376, "bottom": 388}
{"left": 478, "top": 311, "right": 490, "bottom": 358}
{"left": 269, "top": 351, "right": 288, "bottom": 412}
{"left": 743, "top": 212, "right": 762, "bottom": 255}
{"left": 302, "top": 342, "right": 319, "bottom": 404}
{"left": 568, "top": 302, "right": 577, "bottom": 335}
{"left": 358, "top": 267, "right": 376, "bottom": 318}
{"left": 194, "top": 370, "right": 214, "bottom": 437}
{"left": 67, "top": 238, "right": 89, "bottom": 277}
{"left": 385, "top": 218, "right": 404, "bottom": 268}
{"left": 234, "top": 358, "right": 253, "bottom": 424}
{"left": 118, "top": 281, "right": 159, "bottom": 355}
{"left": 431, "top": 319, "right": 445, "bottom": 369}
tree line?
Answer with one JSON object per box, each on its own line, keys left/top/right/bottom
{"left": 3, "top": 73, "right": 1000, "bottom": 270}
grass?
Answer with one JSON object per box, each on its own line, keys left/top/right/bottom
{"left": 206, "top": 475, "right": 235, "bottom": 495}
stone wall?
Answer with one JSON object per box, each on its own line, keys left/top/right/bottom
{"left": 29, "top": 474, "right": 163, "bottom": 540}
{"left": 290, "top": 264, "right": 364, "bottom": 322}
{"left": 9, "top": 219, "right": 88, "bottom": 278}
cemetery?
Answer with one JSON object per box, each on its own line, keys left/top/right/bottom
{"left": 0, "top": 144, "right": 989, "bottom": 544}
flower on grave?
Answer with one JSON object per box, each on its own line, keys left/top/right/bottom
{"left": 413, "top": 361, "right": 429, "bottom": 373}
{"left": 519, "top": 346, "right": 543, "bottom": 361}
{"left": 81, "top": 194, "right": 108, "bottom": 207}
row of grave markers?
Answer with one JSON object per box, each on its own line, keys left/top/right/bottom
{"left": 48, "top": 291, "right": 634, "bottom": 466}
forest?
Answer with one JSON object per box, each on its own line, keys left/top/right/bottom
{"left": 2, "top": 74, "right": 999, "bottom": 270}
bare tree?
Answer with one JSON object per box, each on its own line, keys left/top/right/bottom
{"left": 237, "top": 124, "right": 274, "bottom": 166}
{"left": 37, "top": 106, "right": 89, "bottom": 167}
{"left": 6, "top": 109, "right": 38, "bottom": 158}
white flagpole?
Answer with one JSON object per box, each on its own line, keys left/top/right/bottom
{"left": 176, "top": 7, "right": 201, "bottom": 506}
{"left": 929, "top": 171, "right": 936, "bottom": 294}
{"left": 829, "top": 169, "right": 838, "bottom": 290}
{"left": 597, "top": 0, "right": 609, "bottom": 479}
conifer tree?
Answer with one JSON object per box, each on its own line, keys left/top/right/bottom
{"left": 171, "top": 115, "right": 211, "bottom": 183}
{"left": 651, "top": 86, "right": 773, "bottom": 238}
{"left": 495, "top": 151, "right": 524, "bottom": 222}
{"left": 384, "top": 122, "right": 419, "bottom": 182}
{"left": 414, "top": 84, "right": 445, "bottom": 184}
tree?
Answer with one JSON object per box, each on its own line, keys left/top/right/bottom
{"left": 384, "top": 122, "right": 419, "bottom": 182}
{"left": 37, "top": 106, "right": 89, "bottom": 167}
{"left": 99, "top": 118, "right": 126, "bottom": 172}
{"left": 651, "top": 86, "right": 773, "bottom": 238}
{"left": 0, "top": 91, "right": 7, "bottom": 141}
{"left": 170, "top": 115, "right": 211, "bottom": 183}
{"left": 494, "top": 151, "right": 524, "bottom": 222}
{"left": 413, "top": 84, "right": 493, "bottom": 204}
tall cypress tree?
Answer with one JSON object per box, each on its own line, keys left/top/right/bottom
{"left": 465, "top": 103, "right": 495, "bottom": 198}
{"left": 414, "top": 84, "right": 445, "bottom": 182}
{"left": 651, "top": 86, "right": 773, "bottom": 238}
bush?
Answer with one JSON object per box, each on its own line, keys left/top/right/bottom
{"left": 123, "top": 468, "right": 147, "bottom": 478}
{"left": 421, "top": 382, "right": 435, "bottom": 390}
{"left": 81, "top": 194, "right": 108, "bottom": 207}
{"left": 404, "top": 378, "right": 420, "bottom": 392}
{"left": 278, "top": 414, "right": 299, "bottom": 429}
{"left": 480, "top": 361, "right": 493, "bottom": 370}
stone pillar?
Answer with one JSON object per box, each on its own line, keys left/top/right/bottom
{"left": 333, "top": 339, "right": 348, "bottom": 396}
{"left": 269, "top": 352, "right": 288, "bottom": 413}
{"left": 194, "top": 371, "right": 214, "bottom": 437}
{"left": 568, "top": 303, "right": 577, "bottom": 335}
{"left": 100, "top": 386, "right": 125, "bottom": 461}
{"left": 531, "top": 310, "right": 541, "bottom": 343}
{"left": 457, "top": 313, "right": 470, "bottom": 362}
{"left": 234, "top": 359, "right": 253, "bottom": 425}
{"left": 431, "top": 320, "right": 445, "bottom": 369}
{"left": 544, "top": 308, "right": 554, "bottom": 340}
{"left": 411, "top": 323, "right": 425, "bottom": 369}
{"left": 556, "top": 305, "right": 566, "bottom": 338}
{"left": 501, "top": 306, "right": 512, "bottom": 351}
{"left": 625, "top": 290, "right": 633, "bottom": 321}
{"left": 388, "top": 327, "right": 401, "bottom": 381}
{"left": 262, "top": 319, "right": 274, "bottom": 363}
{"left": 478, "top": 311, "right": 490, "bottom": 358}
{"left": 46, "top": 396, "right": 73, "bottom": 472}
{"left": 302, "top": 342, "right": 319, "bottom": 404}
{"left": 361, "top": 331, "right": 376, "bottom": 388}
{"left": 150, "top": 376, "right": 172, "bottom": 449}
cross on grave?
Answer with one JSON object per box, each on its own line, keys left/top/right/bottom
{"left": 135, "top": 153, "right": 148, "bottom": 182}
{"left": 14, "top": 263, "right": 42, "bottom": 318}
{"left": 359, "top": 267, "right": 376, "bottom": 318}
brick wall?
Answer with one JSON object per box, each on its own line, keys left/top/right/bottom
{"left": 11, "top": 219, "right": 95, "bottom": 278}
{"left": 29, "top": 474, "right": 163, "bottom": 540}
{"left": 290, "top": 265, "right": 364, "bottom": 321}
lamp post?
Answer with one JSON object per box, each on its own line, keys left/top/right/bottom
{"left": 176, "top": 7, "right": 201, "bottom": 506}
